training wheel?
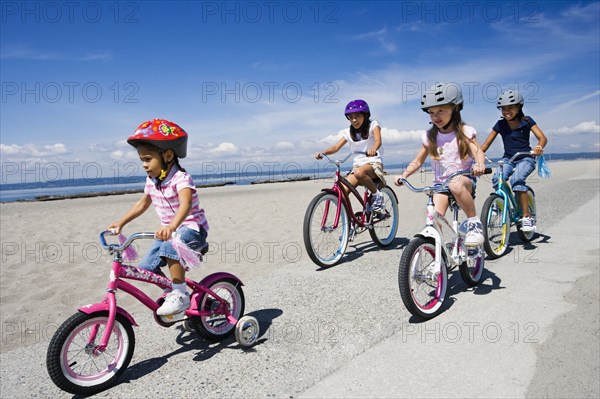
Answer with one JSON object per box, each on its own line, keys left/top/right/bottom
{"left": 235, "top": 316, "right": 259, "bottom": 347}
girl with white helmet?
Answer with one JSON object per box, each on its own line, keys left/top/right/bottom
{"left": 480, "top": 89, "right": 548, "bottom": 232}
{"left": 108, "top": 118, "right": 209, "bottom": 316}
{"left": 394, "top": 83, "right": 487, "bottom": 246}
{"left": 315, "top": 99, "right": 386, "bottom": 211}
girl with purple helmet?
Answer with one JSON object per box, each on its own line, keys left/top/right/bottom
{"left": 480, "top": 89, "right": 548, "bottom": 232}
{"left": 315, "top": 99, "right": 386, "bottom": 210}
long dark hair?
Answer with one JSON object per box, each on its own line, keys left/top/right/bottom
{"left": 349, "top": 114, "right": 372, "bottom": 140}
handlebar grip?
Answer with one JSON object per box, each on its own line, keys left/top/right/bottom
{"left": 484, "top": 167, "right": 493, "bottom": 175}
{"left": 99, "top": 230, "right": 115, "bottom": 249}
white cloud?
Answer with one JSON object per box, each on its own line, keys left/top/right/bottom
{"left": 549, "top": 121, "right": 600, "bottom": 136}
{"left": 381, "top": 127, "right": 425, "bottom": 144}
{"left": 274, "top": 141, "right": 295, "bottom": 150}
{"left": 111, "top": 150, "right": 125, "bottom": 160}
{"left": 1, "top": 45, "right": 112, "bottom": 62}
{"left": 352, "top": 27, "right": 397, "bottom": 53}
{"left": 0, "top": 143, "right": 68, "bottom": 157}
{"left": 319, "top": 130, "right": 345, "bottom": 146}
{"left": 89, "top": 143, "right": 113, "bottom": 152}
{"left": 551, "top": 90, "right": 600, "bottom": 112}
{"left": 210, "top": 142, "right": 239, "bottom": 155}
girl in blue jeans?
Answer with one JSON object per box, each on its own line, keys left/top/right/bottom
{"left": 481, "top": 90, "right": 548, "bottom": 232}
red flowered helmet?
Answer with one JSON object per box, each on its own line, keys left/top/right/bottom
{"left": 127, "top": 119, "right": 188, "bottom": 158}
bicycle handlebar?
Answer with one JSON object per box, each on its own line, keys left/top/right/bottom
{"left": 99, "top": 230, "right": 155, "bottom": 252}
{"left": 397, "top": 168, "right": 492, "bottom": 194}
{"left": 319, "top": 151, "right": 378, "bottom": 165}
{"left": 485, "top": 151, "right": 539, "bottom": 165}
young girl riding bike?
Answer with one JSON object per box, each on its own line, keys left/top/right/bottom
{"left": 480, "top": 89, "right": 548, "bottom": 233}
{"left": 108, "top": 118, "right": 209, "bottom": 316}
{"left": 394, "top": 83, "right": 486, "bottom": 246}
{"left": 315, "top": 99, "right": 386, "bottom": 210}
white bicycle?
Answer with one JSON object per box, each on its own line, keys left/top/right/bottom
{"left": 397, "top": 168, "right": 491, "bottom": 319}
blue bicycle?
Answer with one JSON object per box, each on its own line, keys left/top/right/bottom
{"left": 481, "top": 152, "right": 538, "bottom": 259}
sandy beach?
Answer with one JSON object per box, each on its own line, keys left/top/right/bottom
{"left": 0, "top": 158, "right": 598, "bottom": 398}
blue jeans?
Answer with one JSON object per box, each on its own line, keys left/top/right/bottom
{"left": 493, "top": 157, "right": 536, "bottom": 192}
{"left": 138, "top": 225, "right": 208, "bottom": 272}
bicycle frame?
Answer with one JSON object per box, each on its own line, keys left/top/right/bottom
{"left": 400, "top": 169, "right": 489, "bottom": 273}
{"left": 81, "top": 232, "right": 243, "bottom": 354}
{"left": 417, "top": 192, "right": 466, "bottom": 272}
{"left": 489, "top": 151, "right": 537, "bottom": 226}
{"left": 320, "top": 153, "right": 378, "bottom": 230}
{"left": 493, "top": 173, "right": 520, "bottom": 226}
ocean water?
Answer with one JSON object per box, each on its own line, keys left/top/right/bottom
{"left": 1, "top": 152, "right": 597, "bottom": 202}
{"left": 0, "top": 168, "right": 334, "bottom": 202}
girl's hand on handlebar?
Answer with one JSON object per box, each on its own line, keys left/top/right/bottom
{"left": 315, "top": 152, "right": 323, "bottom": 160}
{"left": 394, "top": 175, "right": 405, "bottom": 186}
{"left": 472, "top": 162, "right": 486, "bottom": 176}
{"left": 532, "top": 145, "right": 544, "bottom": 156}
{"left": 366, "top": 149, "right": 378, "bottom": 157}
{"left": 107, "top": 223, "right": 122, "bottom": 235}
{"left": 155, "top": 226, "right": 175, "bottom": 241}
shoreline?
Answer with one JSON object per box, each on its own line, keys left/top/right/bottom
{"left": 1, "top": 177, "right": 312, "bottom": 203}
{"left": 1, "top": 155, "right": 598, "bottom": 203}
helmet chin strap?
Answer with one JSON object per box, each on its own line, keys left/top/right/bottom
{"left": 155, "top": 154, "right": 174, "bottom": 188}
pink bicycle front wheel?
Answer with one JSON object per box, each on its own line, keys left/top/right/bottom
{"left": 46, "top": 311, "right": 135, "bottom": 395}
{"left": 398, "top": 237, "right": 448, "bottom": 319}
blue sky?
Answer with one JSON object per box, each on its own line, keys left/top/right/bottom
{"left": 1, "top": 1, "right": 599, "bottom": 183}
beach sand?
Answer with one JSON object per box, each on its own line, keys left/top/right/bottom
{"left": 0, "top": 159, "right": 598, "bottom": 398}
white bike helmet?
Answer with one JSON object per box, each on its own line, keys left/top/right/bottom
{"left": 421, "top": 83, "right": 463, "bottom": 112}
{"left": 497, "top": 90, "right": 524, "bottom": 109}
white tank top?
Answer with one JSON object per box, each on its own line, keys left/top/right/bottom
{"left": 341, "top": 120, "right": 384, "bottom": 166}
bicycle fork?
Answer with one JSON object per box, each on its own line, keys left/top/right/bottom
{"left": 417, "top": 198, "right": 445, "bottom": 280}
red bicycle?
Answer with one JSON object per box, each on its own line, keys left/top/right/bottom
{"left": 303, "top": 152, "right": 399, "bottom": 267}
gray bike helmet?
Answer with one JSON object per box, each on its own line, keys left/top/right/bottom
{"left": 421, "top": 82, "right": 463, "bottom": 112}
{"left": 497, "top": 90, "right": 524, "bottom": 109}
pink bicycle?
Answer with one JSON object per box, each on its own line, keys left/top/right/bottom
{"left": 46, "top": 231, "right": 259, "bottom": 396}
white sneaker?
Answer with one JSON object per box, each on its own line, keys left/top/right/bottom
{"left": 465, "top": 220, "right": 484, "bottom": 247}
{"left": 521, "top": 216, "right": 534, "bottom": 233}
{"left": 157, "top": 291, "right": 190, "bottom": 316}
{"left": 371, "top": 192, "right": 385, "bottom": 211}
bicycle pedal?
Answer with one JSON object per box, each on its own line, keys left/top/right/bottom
{"left": 160, "top": 311, "right": 186, "bottom": 323}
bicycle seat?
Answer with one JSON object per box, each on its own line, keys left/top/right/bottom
{"left": 439, "top": 186, "right": 476, "bottom": 202}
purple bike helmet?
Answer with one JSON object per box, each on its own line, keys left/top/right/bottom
{"left": 344, "top": 99, "right": 370, "bottom": 119}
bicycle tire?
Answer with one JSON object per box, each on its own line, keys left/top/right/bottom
{"left": 398, "top": 237, "right": 448, "bottom": 319}
{"left": 481, "top": 194, "right": 510, "bottom": 259}
{"left": 191, "top": 278, "right": 245, "bottom": 341}
{"left": 369, "top": 186, "right": 399, "bottom": 247}
{"left": 303, "top": 192, "right": 350, "bottom": 267}
{"left": 46, "top": 312, "right": 135, "bottom": 396}
{"left": 459, "top": 246, "right": 485, "bottom": 286}
{"left": 517, "top": 188, "right": 537, "bottom": 242}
